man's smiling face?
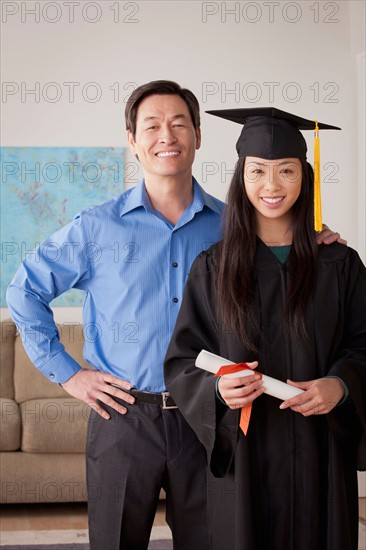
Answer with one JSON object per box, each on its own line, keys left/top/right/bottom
{"left": 127, "top": 94, "right": 201, "bottom": 182}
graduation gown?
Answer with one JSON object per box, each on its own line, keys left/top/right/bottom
{"left": 164, "top": 241, "right": 366, "bottom": 550}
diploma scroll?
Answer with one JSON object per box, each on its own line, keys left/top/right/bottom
{"left": 195, "top": 350, "right": 304, "bottom": 402}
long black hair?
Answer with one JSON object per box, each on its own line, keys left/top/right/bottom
{"left": 216, "top": 157, "right": 318, "bottom": 350}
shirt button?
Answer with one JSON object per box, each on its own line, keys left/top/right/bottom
{"left": 172, "top": 262, "right": 178, "bottom": 268}
{"left": 172, "top": 297, "right": 179, "bottom": 303}
{"left": 50, "top": 373, "right": 55, "bottom": 379}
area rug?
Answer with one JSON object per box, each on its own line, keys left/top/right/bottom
{"left": 0, "top": 542, "right": 172, "bottom": 550}
{"left": 0, "top": 526, "right": 172, "bottom": 548}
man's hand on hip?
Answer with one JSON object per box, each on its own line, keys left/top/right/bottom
{"left": 61, "top": 368, "right": 135, "bottom": 419}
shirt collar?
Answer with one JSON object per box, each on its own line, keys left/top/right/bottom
{"left": 119, "top": 180, "right": 147, "bottom": 217}
{"left": 192, "top": 178, "right": 222, "bottom": 215}
{"left": 119, "top": 178, "right": 222, "bottom": 218}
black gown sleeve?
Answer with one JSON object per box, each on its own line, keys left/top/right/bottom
{"left": 327, "top": 248, "right": 366, "bottom": 470}
{"left": 164, "top": 250, "right": 239, "bottom": 476}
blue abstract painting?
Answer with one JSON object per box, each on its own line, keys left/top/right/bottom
{"left": 1, "top": 147, "right": 124, "bottom": 306}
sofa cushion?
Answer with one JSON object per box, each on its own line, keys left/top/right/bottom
{"left": 20, "top": 398, "right": 90, "bottom": 453}
{"left": 0, "top": 398, "right": 21, "bottom": 451}
{"left": 0, "top": 452, "right": 87, "bottom": 503}
{"left": 14, "top": 322, "right": 92, "bottom": 403}
{"left": 0, "top": 320, "right": 16, "bottom": 399}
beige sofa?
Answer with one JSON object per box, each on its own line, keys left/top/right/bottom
{"left": 0, "top": 319, "right": 91, "bottom": 503}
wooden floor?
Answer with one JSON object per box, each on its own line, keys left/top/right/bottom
{"left": 0, "top": 500, "right": 167, "bottom": 531}
{"left": 361, "top": 498, "right": 366, "bottom": 523}
{"left": 0, "top": 499, "right": 365, "bottom": 531}
{"left": 0, "top": 498, "right": 365, "bottom": 531}
{"left": 0, "top": 500, "right": 365, "bottom": 549}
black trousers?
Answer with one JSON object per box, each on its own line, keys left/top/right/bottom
{"left": 86, "top": 399, "right": 210, "bottom": 550}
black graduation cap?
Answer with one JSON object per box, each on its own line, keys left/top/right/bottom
{"left": 205, "top": 107, "right": 341, "bottom": 159}
{"left": 205, "top": 107, "right": 341, "bottom": 231}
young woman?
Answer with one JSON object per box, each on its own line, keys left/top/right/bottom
{"left": 164, "top": 108, "right": 366, "bottom": 550}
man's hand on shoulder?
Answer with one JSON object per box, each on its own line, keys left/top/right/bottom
{"left": 316, "top": 224, "right": 347, "bottom": 245}
{"left": 61, "top": 369, "right": 135, "bottom": 420}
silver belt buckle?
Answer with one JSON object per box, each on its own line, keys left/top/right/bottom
{"left": 162, "top": 391, "right": 178, "bottom": 409}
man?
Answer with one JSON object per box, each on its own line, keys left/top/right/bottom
{"left": 6, "top": 80, "right": 343, "bottom": 550}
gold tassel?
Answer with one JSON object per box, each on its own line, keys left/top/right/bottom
{"left": 314, "top": 121, "right": 322, "bottom": 231}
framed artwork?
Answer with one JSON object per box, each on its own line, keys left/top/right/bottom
{"left": 1, "top": 147, "right": 124, "bottom": 306}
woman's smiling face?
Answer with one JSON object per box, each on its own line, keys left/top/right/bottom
{"left": 243, "top": 156, "right": 303, "bottom": 224}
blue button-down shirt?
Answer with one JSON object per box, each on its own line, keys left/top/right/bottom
{"left": 6, "top": 178, "right": 224, "bottom": 391}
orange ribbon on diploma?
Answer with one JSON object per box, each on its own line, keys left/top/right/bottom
{"left": 214, "top": 363, "right": 262, "bottom": 436}
{"left": 196, "top": 350, "right": 304, "bottom": 434}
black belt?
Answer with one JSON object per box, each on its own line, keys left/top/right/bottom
{"left": 130, "top": 389, "right": 178, "bottom": 409}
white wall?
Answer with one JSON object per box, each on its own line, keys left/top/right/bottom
{"left": 1, "top": 1, "right": 365, "bottom": 240}
{"left": 1, "top": 0, "right": 365, "bottom": 238}
{"left": 1, "top": 3, "right": 365, "bottom": 308}
{"left": 1, "top": 0, "right": 364, "bottom": 311}
{"left": 1, "top": 0, "right": 365, "bottom": 488}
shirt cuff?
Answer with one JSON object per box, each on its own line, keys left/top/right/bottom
{"left": 38, "top": 350, "right": 82, "bottom": 384}
{"left": 215, "top": 376, "right": 227, "bottom": 406}
{"left": 324, "top": 375, "right": 349, "bottom": 406}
